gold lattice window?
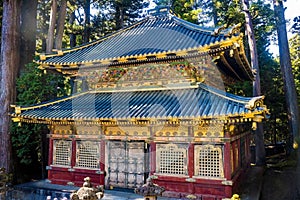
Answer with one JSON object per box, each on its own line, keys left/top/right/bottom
{"left": 53, "top": 140, "right": 72, "bottom": 166}
{"left": 194, "top": 145, "right": 224, "bottom": 178}
{"left": 76, "top": 141, "right": 100, "bottom": 169}
{"left": 156, "top": 144, "right": 187, "bottom": 175}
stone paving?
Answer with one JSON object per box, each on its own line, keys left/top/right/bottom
{"left": 6, "top": 166, "right": 265, "bottom": 200}
{"left": 10, "top": 180, "right": 179, "bottom": 200}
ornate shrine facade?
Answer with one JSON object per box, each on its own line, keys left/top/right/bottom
{"left": 11, "top": 7, "right": 269, "bottom": 199}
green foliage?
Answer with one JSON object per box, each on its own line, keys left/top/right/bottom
{"left": 11, "top": 124, "right": 42, "bottom": 165}
{"left": 289, "top": 34, "right": 300, "bottom": 104}
{"left": 98, "top": 0, "right": 147, "bottom": 30}
{"left": 155, "top": 0, "right": 201, "bottom": 23}
{"left": 12, "top": 62, "right": 70, "bottom": 165}
{"left": 172, "top": 0, "right": 201, "bottom": 23}
{"left": 291, "top": 16, "right": 300, "bottom": 34}
{"left": 250, "top": 2, "right": 288, "bottom": 144}
{"left": 17, "top": 62, "right": 69, "bottom": 105}
{"left": 261, "top": 57, "right": 288, "bottom": 144}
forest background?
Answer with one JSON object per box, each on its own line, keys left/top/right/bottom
{"left": 0, "top": 0, "right": 299, "bottom": 184}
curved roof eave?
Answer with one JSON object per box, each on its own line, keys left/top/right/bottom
{"left": 11, "top": 84, "right": 268, "bottom": 124}
{"left": 37, "top": 36, "right": 244, "bottom": 71}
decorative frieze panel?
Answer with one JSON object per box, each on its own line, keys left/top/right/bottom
{"left": 156, "top": 143, "right": 188, "bottom": 175}
{"left": 75, "top": 125, "right": 101, "bottom": 135}
{"left": 194, "top": 124, "right": 224, "bottom": 138}
{"left": 154, "top": 125, "right": 188, "bottom": 137}
{"left": 104, "top": 126, "right": 149, "bottom": 137}
{"left": 53, "top": 140, "right": 72, "bottom": 166}
{"left": 75, "top": 141, "right": 100, "bottom": 169}
{"left": 53, "top": 125, "right": 73, "bottom": 135}
{"left": 194, "top": 145, "right": 224, "bottom": 178}
{"left": 79, "top": 62, "right": 207, "bottom": 89}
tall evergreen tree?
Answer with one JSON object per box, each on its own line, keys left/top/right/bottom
{"left": 20, "top": 0, "right": 38, "bottom": 73}
{"left": 54, "top": 0, "right": 67, "bottom": 49}
{"left": 273, "top": 0, "right": 300, "bottom": 152}
{"left": 0, "top": 0, "right": 22, "bottom": 173}
{"left": 242, "top": 0, "right": 265, "bottom": 166}
{"left": 46, "top": 0, "right": 57, "bottom": 52}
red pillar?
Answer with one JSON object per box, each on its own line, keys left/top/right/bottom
{"left": 188, "top": 143, "right": 195, "bottom": 194}
{"left": 224, "top": 141, "right": 232, "bottom": 197}
{"left": 100, "top": 140, "right": 106, "bottom": 185}
{"left": 71, "top": 139, "right": 76, "bottom": 183}
{"left": 188, "top": 125, "right": 194, "bottom": 177}
{"left": 150, "top": 141, "right": 156, "bottom": 175}
{"left": 149, "top": 126, "right": 156, "bottom": 175}
{"left": 236, "top": 139, "right": 241, "bottom": 169}
{"left": 246, "top": 133, "right": 251, "bottom": 165}
{"left": 71, "top": 139, "right": 76, "bottom": 167}
{"left": 48, "top": 138, "right": 54, "bottom": 179}
{"left": 188, "top": 143, "right": 194, "bottom": 177}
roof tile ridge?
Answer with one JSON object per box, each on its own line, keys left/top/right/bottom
{"left": 198, "top": 83, "right": 253, "bottom": 105}
{"left": 172, "top": 15, "right": 217, "bottom": 34}
{"left": 91, "top": 84, "right": 199, "bottom": 94}
{"left": 18, "top": 91, "right": 91, "bottom": 111}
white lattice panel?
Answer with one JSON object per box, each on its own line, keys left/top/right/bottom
{"left": 53, "top": 140, "right": 72, "bottom": 166}
{"left": 156, "top": 143, "right": 187, "bottom": 175}
{"left": 76, "top": 141, "right": 100, "bottom": 169}
{"left": 194, "top": 145, "right": 224, "bottom": 178}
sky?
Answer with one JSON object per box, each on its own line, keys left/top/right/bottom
{"left": 147, "top": 0, "right": 300, "bottom": 56}
{"left": 285, "top": 0, "right": 300, "bottom": 22}
{"left": 269, "top": 0, "right": 300, "bottom": 55}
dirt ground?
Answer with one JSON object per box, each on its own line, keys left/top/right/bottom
{"left": 260, "top": 154, "right": 300, "bottom": 200}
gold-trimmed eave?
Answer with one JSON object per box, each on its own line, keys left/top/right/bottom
{"left": 10, "top": 108, "right": 268, "bottom": 127}
{"left": 35, "top": 15, "right": 237, "bottom": 62}
{"left": 36, "top": 35, "right": 244, "bottom": 76}
{"left": 10, "top": 84, "right": 269, "bottom": 118}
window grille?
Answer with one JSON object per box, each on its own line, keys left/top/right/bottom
{"left": 76, "top": 141, "right": 100, "bottom": 169}
{"left": 156, "top": 144, "right": 187, "bottom": 175}
{"left": 53, "top": 140, "right": 72, "bottom": 166}
{"left": 194, "top": 145, "right": 224, "bottom": 178}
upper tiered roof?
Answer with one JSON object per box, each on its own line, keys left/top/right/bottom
{"left": 36, "top": 7, "right": 253, "bottom": 81}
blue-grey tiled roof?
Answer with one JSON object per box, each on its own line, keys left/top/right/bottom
{"left": 12, "top": 84, "right": 266, "bottom": 122}
{"left": 39, "top": 14, "right": 234, "bottom": 65}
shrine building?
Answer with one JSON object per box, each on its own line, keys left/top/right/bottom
{"left": 11, "top": 7, "right": 269, "bottom": 199}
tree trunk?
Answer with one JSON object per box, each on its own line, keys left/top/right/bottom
{"left": 69, "top": 11, "right": 76, "bottom": 47}
{"left": 46, "top": 0, "right": 57, "bottom": 53}
{"left": 242, "top": 0, "right": 265, "bottom": 165}
{"left": 83, "top": 0, "right": 91, "bottom": 43}
{"left": 211, "top": 0, "right": 218, "bottom": 26}
{"left": 0, "top": 0, "right": 21, "bottom": 173}
{"left": 115, "top": 3, "right": 124, "bottom": 30}
{"left": 274, "top": 0, "right": 300, "bottom": 150}
{"left": 20, "top": 0, "right": 37, "bottom": 74}
{"left": 54, "top": 0, "right": 67, "bottom": 50}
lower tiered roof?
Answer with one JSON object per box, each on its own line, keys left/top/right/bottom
{"left": 11, "top": 84, "right": 268, "bottom": 125}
